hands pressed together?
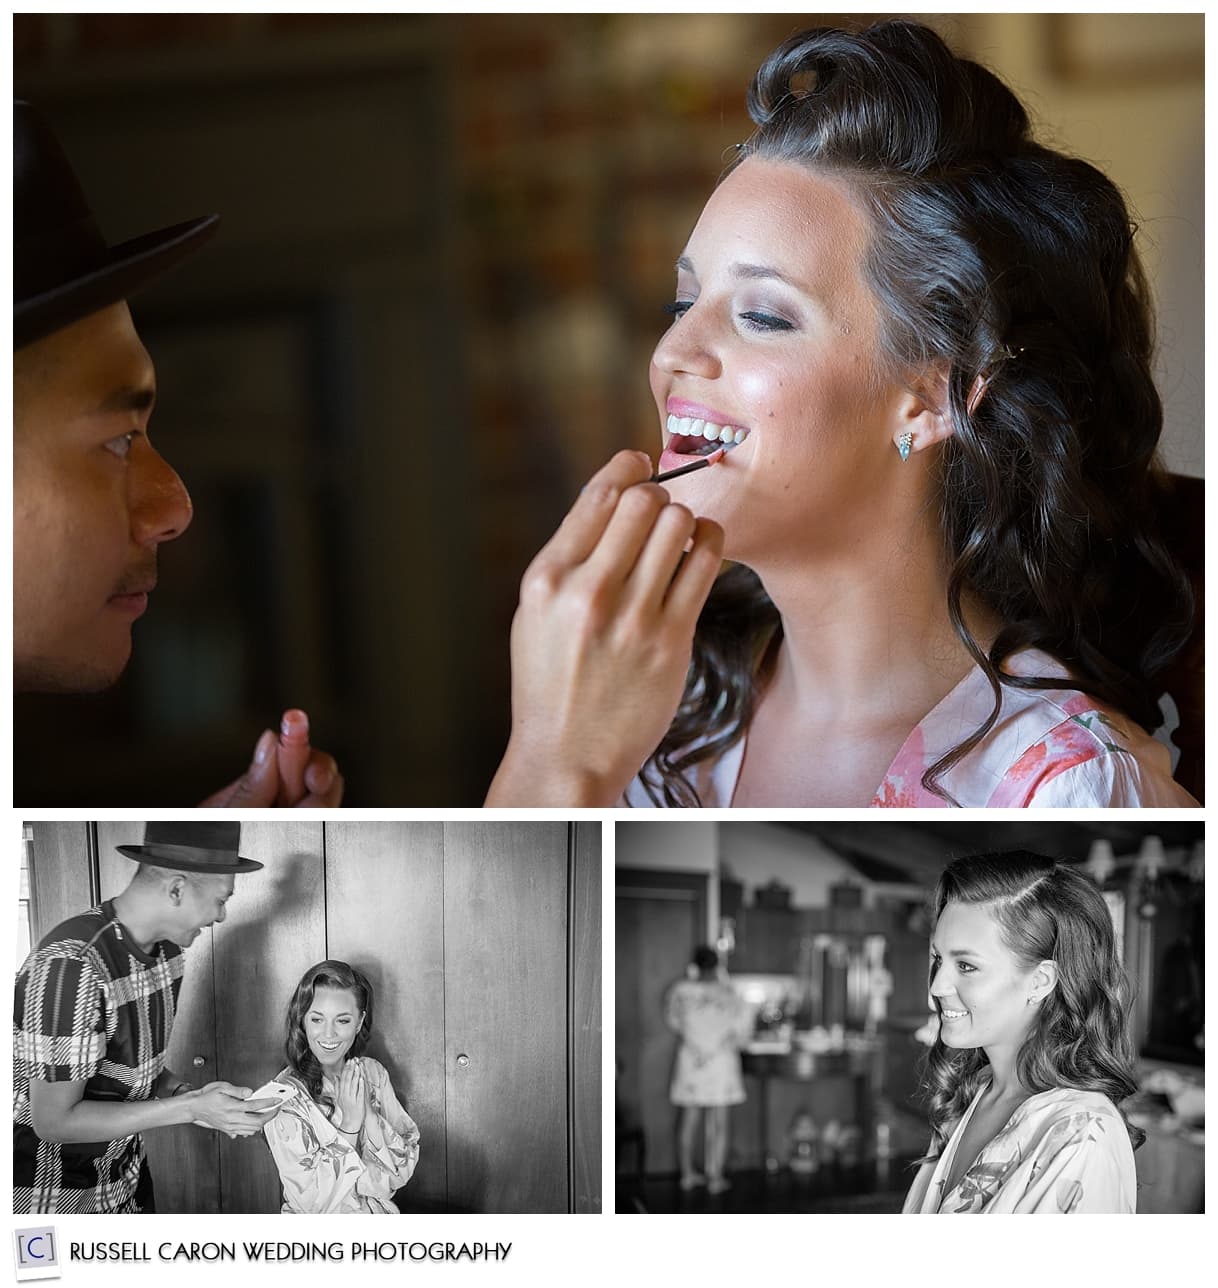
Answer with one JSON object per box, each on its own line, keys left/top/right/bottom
{"left": 487, "top": 450, "right": 724, "bottom": 806}
{"left": 335, "top": 1060, "right": 366, "bottom": 1137}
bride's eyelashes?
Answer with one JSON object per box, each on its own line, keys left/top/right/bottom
{"left": 661, "top": 299, "right": 797, "bottom": 332}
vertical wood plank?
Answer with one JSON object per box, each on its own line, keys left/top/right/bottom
{"left": 212, "top": 821, "right": 326, "bottom": 1213}
{"left": 570, "top": 821, "right": 603, "bottom": 1213}
{"left": 24, "top": 823, "right": 94, "bottom": 944}
{"left": 443, "top": 822, "right": 568, "bottom": 1213}
{"left": 325, "top": 820, "right": 447, "bottom": 1211}
{"left": 95, "top": 820, "right": 221, "bottom": 1213}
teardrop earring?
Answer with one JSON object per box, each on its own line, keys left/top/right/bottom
{"left": 897, "top": 431, "right": 913, "bottom": 462}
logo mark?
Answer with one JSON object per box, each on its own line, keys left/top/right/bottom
{"left": 14, "top": 1227, "right": 60, "bottom": 1281}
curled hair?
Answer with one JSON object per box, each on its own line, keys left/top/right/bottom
{"left": 284, "top": 959, "right": 374, "bottom": 1113}
{"left": 692, "top": 944, "right": 720, "bottom": 973}
{"left": 642, "top": 20, "right": 1191, "bottom": 805}
{"left": 919, "top": 852, "right": 1143, "bottom": 1153}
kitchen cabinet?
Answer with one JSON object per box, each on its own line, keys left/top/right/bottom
{"left": 24, "top": 821, "right": 600, "bottom": 1214}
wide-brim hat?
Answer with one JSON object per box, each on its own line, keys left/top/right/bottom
{"left": 117, "top": 821, "right": 263, "bottom": 873}
{"left": 15, "top": 99, "right": 219, "bottom": 350}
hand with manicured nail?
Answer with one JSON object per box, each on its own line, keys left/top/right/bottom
{"left": 198, "top": 709, "right": 345, "bottom": 807}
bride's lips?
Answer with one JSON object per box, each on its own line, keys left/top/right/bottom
{"left": 659, "top": 398, "right": 752, "bottom": 475}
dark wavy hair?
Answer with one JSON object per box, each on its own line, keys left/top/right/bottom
{"left": 919, "top": 852, "right": 1143, "bottom": 1154}
{"left": 284, "top": 959, "right": 374, "bottom": 1114}
{"left": 641, "top": 19, "right": 1191, "bottom": 805}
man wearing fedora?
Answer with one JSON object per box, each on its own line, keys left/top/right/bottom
{"left": 13, "top": 100, "right": 342, "bottom": 808}
{"left": 14, "top": 822, "right": 280, "bottom": 1214}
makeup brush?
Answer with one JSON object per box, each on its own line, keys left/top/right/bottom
{"left": 652, "top": 443, "right": 733, "bottom": 483}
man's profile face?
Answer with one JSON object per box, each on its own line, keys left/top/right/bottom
{"left": 13, "top": 302, "right": 193, "bottom": 692}
{"left": 171, "top": 873, "right": 236, "bottom": 946}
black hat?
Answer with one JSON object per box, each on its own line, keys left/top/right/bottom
{"left": 15, "top": 99, "right": 219, "bottom": 350}
{"left": 117, "top": 821, "right": 263, "bottom": 874}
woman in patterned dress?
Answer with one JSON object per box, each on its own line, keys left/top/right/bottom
{"left": 904, "top": 854, "right": 1140, "bottom": 1213}
{"left": 664, "top": 946, "right": 751, "bottom": 1195}
{"left": 264, "top": 960, "right": 419, "bottom": 1213}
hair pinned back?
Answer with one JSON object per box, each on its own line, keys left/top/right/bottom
{"left": 921, "top": 852, "right": 1143, "bottom": 1153}
{"left": 643, "top": 19, "right": 1191, "bottom": 806}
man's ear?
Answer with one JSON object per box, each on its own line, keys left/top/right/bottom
{"left": 166, "top": 873, "right": 187, "bottom": 905}
{"left": 891, "top": 364, "right": 955, "bottom": 459}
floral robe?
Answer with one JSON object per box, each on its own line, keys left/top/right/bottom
{"left": 664, "top": 979, "right": 750, "bottom": 1107}
{"left": 624, "top": 648, "right": 1195, "bottom": 808}
{"left": 263, "top": 1057, "right": 420, "bottom": 1214}
{"left": 902, "top": 1086, "right": 1136, "bottom": 1214}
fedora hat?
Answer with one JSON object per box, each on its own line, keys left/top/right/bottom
{"left": 15, "top": 99, "right": 219, "bottom": 350}
{"left": 117, "top": 821, "right": 263, "bottom": 874}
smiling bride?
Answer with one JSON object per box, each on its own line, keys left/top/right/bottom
{"left": 492, "top": 20, "right": 1194, "bottom": 810}
{"left": 263, "top": 960, "right": 419, "bottom": 1214}
{"left": 904, "top": 854, "right": 1140, "bottom": 1214}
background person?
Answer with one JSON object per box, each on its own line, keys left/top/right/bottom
{"left": 664, "top": 945, "right": 750, "bottom": 1196}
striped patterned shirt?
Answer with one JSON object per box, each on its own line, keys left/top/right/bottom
{"left": 13, "top": 900, "right": 184, "bottom": 1213}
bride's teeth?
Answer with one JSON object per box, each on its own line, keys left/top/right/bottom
{"left": 689, "top": 418, "right": 705, "bottom": 437}
{"left": 666, "top": 414, "right": 679, "bottom": 434}
{"left": 704, "top": 423, "right": 720, "bottom": 440}
{"left": 733, "top": 428, "right": 748, "bottom": 444}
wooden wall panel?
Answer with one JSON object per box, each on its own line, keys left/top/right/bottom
{"left": 212, "top": 821, "right": 326, "bottom": 1213}
{"left": 324, "top": 821, "right": 447, "bottom": 1211}
{"left": 570, "top": 822, "right": 603, "bottom": 1213}
{"left": 443, "top": 822, "right": 568, "bottom": 1213}
{"left": 25, "top": 822, "right": 94, "bottom": 943}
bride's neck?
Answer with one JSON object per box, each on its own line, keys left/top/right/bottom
{"left": 749, "top": 538, "right": 996, "bottom": 719}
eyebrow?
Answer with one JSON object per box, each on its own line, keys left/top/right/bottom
{"left": 675, "top": 255, "right": 805, "bottom": 290}
{"left": 96, "top": 385, "right": 156, "bottom": 416}
{"left": 930, "top": 943, "right": 982, "bottom": 958}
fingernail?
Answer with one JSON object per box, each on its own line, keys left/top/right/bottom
{"left": 280, "top": 708, "right": 309, "bottom": 743}
{"left": 314, "top": 764, "right": 335, "bottom": 792}
{"left": 254, "top": 730, "right": 275, "bottom": 766}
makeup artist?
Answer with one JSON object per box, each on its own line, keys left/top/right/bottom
{"left": 13, "top": 823, "right": 283, "bottom": 1214}
{"left": 13, "top": 101, "right": 342, "bottom": 807}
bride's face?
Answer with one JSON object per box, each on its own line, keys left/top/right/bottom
{"left": 930, "top": 901, "right": 1041, "bottom": 1054}
{"left": 304, "top": 985, "right": 364, "bottom": 1072}
{"left": 649, "top": 157, "right": 917, "bottom": 566}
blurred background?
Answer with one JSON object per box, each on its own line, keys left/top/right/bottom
{"left": 616, "top": 820, "right": 1205, "bottom": 1213}
{"left": 13, "top": 14, "right": 1204, "bottom": 804}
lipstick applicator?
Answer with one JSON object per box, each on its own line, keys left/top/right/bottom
{"left": 651, "top": 443, "right": 732, "bottom": 484}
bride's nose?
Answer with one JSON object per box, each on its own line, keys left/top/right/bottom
{"left": 651, "top": 302, "right": 722, "bottom": 381}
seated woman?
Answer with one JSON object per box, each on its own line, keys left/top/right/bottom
{"left": 495, "top": 19, "right": 1194, "bottom": 809}
{"left": 264, "top": 960, "right": 419, "bottom": 1214}
{"left": 904, "top": 853, "right": 1139, "bottom": 1213}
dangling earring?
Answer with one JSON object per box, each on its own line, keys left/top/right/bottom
{"left": 897, "top": 431, "right": 913, "bottom": 462}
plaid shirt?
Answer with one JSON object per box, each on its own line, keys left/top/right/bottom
{"left": 13, "top": 900, "right": 184, "bottom": 1213}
